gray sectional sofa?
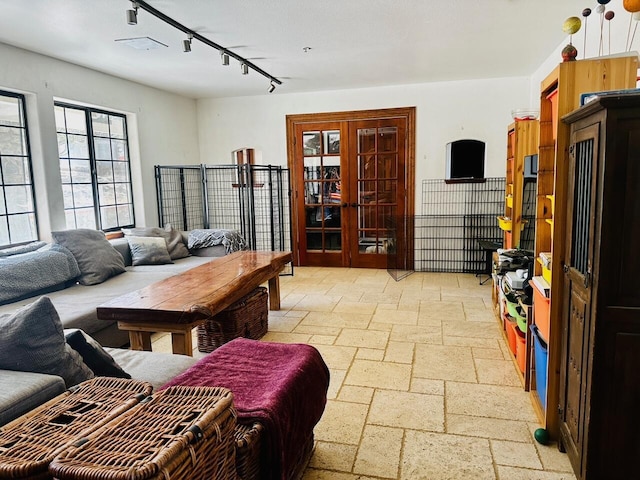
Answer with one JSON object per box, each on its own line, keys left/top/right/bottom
{"left": 0, "top": 227, "right": 236, "bottom": 426}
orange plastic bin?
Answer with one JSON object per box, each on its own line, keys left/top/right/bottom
{"left": 532, "top": 280, "right": 550, "bottom": 343}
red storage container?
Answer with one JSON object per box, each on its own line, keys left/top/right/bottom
{"left": 515, "top": 329, "right": 526, "bottom": 373}
{"left": 505, "top": 315, "right": 518, "bottom": 355}
{"left": 532, "top": 280, "right": 550, "bottom": 343}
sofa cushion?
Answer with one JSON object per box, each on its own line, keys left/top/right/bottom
{"left": 0, "top": 244, "right": 81, "bottom": 305}
{"left": 0, "top": 297, "right": 94, "bottom": 388}
{"left": 122, "top": 225, "right": 190, "bottom": 260}
{"left": 52, "top": 229, "right": 126, "bottom": 285}
{"left": 105, "top": 348, "right": 197, "bottom": 390}
{"left": 65, "top": 329, "right": 131, "bottom": 378}
{"left": 0, "top": 370, "right": 66, "bottom": 426}
{"left": 126, "top": 236, "right": 173, "bottom": 266}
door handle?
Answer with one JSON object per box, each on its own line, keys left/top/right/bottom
{"left": 350, "top": 203, "right": 357, "bottom": 208}
{"left": 341, "top": 202, "right": 348, "bottom": 208}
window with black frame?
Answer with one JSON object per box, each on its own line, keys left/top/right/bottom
{"left": 55, "top": 103, "right": 134, "bottom": 231}
{"left": 0, "top": 91, "right": 38, "bottom": 247}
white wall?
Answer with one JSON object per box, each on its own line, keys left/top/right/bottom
{"left": 0, "top": 42, "right": 199, "bottom": 239}
{"left": 531, "top": 4, "right": 640, "bottom": 106}
{"left": 196, "top": 77, "right": 531, "bottom": 211}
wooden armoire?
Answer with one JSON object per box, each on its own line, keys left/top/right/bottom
{"left": 559, "top": 93, "right": 640, "bottom": 479}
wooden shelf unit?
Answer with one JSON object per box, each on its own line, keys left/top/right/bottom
{"left": 502, "top": 120, "right": 539, "bottom": 249}
{"left": 530, "top": 54, "right": 639, "bottom": 439}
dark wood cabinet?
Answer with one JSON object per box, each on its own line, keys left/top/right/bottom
{"left": 559, "top": 94, "right": 640, "bottom": 480}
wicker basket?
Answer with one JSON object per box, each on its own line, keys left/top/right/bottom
{"left": 197, "top": 286, "right": 268, "bottom": 353}
{"left": 50, "top": 386, "right": 238, "bottom": 480}
{"left": 0, "top": 377, "right": 152, "bottom": 480}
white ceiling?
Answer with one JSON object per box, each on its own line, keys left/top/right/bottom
{"left": 0, "top": 0, "right": 590, "bottom": 99}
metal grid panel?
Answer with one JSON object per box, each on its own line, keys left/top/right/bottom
{"left": 155, "top": 165, "right": 205, "bottom": 231}
{"left": 156, "top": 164, "right": 292, "bottom": 275}
{"left": 416, "top": 178, "right": 505, "bottom": 273}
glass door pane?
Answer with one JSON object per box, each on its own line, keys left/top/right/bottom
{"left": 356, "top": 126, "right": 398, "bottom": 255}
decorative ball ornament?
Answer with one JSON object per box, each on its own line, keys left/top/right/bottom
{"left": 534, "top": 428, "right": 550, "bottom": 445}
{"left": 563, "top": 16, "right": 582, "bottom": 34}
{"left": 562, "top": 43, "right": 578, "bottom": 62}
{"left": 605, "top": 10, "right": 615, "bottom": 20}
{"left": 597, "top": 0, "right": 611, "bottom": 4}
{"left": 624, "top": 0, "right": 640, "bottom": 13}
{"left": 596, "top": 4, "right": 606, "bottom": 13}
{"left": 582, "top": 7, "right": 592, "bottom": 17}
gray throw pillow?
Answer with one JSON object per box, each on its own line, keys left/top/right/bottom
{"left": 121, "top": 224, "right": 189, "bottom": 260}
{"left": 0, "top": 297, "right": 94, "bottom": 388}
{"left": 52, "top": 229, "right": 126, "bottom": 285}
{"left": 126, "top": 236, "right": 173, "bottom": 266}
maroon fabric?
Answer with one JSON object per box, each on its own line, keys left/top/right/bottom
{"left": 160, "top": 338, "right": 330, "bottom": 480}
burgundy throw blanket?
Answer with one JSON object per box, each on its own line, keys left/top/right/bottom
{"left": 160, "top": 338, "right": 330, "bottom": 480}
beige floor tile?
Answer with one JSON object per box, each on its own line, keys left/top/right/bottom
{"left": 302, "top": 469, "right": 369, "bottom": 480}
{"left": 312, "top": 344, "right": 357, "bottom": 370}
{"left": 301, "top": 311, "right": 371, "bottom": 329}
{"left": 268, "top": 316, "right": 303, "bottom": 333}
{"left": 369, "top": 390, "right": 444, "bottom": 432}
{"left": 527, "top": 424, "right": 575, "bottom": 473}
{"left": 410, "top": 378, "right": 445, "bottom": 396}
{"left": 384, "top": 341, "right": 415, "bottom": 364}
{"left": 354, "top": 425, "right": 403, "bottom": 478}
{"left": 389, "top": 324, "right": 442, "bottom": 344}
{"left": 314, "top": 400, "right": 369, "bottom": 445}
{"left": 443, "top": 335, "right": 501, "bottom": 349}
{"left": 295, "top": 293, "right": 343, "bottom": 312}
{"left": 421, "top": 273, "right": 460, "bottom": 287}
{"left": 401, "top": 430, "right": 495, "bottom": 480}
{"left": 474, "top": 358, "right": 522, "bottom": 387}
{"left": 367, "top": 322, "right": 394, "bottom": 332}
{"left": 327, "top": 370, "right": 346, "bottom": 400}
{"left": 465, "top": 307, "right": 500, "bottom": 323}
{"left": 413, "top": 344, "right": 477, "bottom": 382}
{"left": 345, "top": 359, "right": 412, "bottom": 391}
{"left": 294, "top": 324, "right": 343, "bottom": 336}
{"left": 372, "top": 309, "right": 418, "bottom": 326}
{"left": 496, "top": 466, "right": 576, "bottom": 480}
{"left": 442, "top": 318, "right": 502, "bottom": 339}
{"left": 337, "top": 385, "right": 375, "bottom": 404}
{"left": 361, "top": 291, "right": 401, "bottom": 304}
{"left": 309, "top": 441, "right": 357, "bottom": 472}
{"left": 280, "top": 292, "right": 306, "bottom": 309}
{"left": 335, "top": 328, "right": 389, "bottom": 349}
{"left": 309, "top": 335, "right": 337, "bottom": 345}
{"left": 472, "top": 347, "right": 506, "bottom": 360}
{"left": 417, "top": 300, "right": 464, "bottom": 320}
{"left": 355, "top": 348, "right": 385, "bottom": 361}
{"left": 446, "top": 381, "right": 538, "bottom": 422}
{"left": 491, "top": 439, "right": 543, "bottom": 469}
{"left": 333, "top": 300, "right": 377, "bottom": 315}
{"left": 447, "top": 414, "right": 533, "bottom": 442}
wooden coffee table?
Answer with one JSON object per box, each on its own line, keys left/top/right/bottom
{"left": 97, "top": 250, "right": 292, "bottom": 356}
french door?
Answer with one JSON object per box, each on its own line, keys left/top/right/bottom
{"left": 287, "top": 108, "right": 415, "bottom": 268}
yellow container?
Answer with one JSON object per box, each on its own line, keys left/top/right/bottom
{"left": 542, "top": 264, "right": 552, "bottom": 284}
{"left": 546, "top": 194, "right": 555, "bottom": 213}
{"left": 497, "top": 216, "right": 512, "bottom": 231}
{"left": 506, "top": 195, "right": 513, "bottom": 208}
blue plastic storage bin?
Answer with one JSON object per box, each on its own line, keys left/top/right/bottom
{"left": 530, "top": 324, "right": 548, "bottom": 410}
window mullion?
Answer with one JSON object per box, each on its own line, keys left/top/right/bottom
{"left": 85, "top": 109, "right": 101, "bottom": 230}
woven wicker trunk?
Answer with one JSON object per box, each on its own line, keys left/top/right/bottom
{"left": 49, "top": 386, "right": 238, "bottom": 480}
{"left": 197, "top": 286, "right": 268, "bottom": 353}
{"left": 0, "top": 377, "right": 153, "bottom": 480}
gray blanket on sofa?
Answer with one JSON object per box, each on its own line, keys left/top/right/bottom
{"left": 0, "top": 244, "right": 80, "bottom": 305}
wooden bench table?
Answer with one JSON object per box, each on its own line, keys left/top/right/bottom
{"left": 97, "top": 250, "right": 292, "bottom": 356}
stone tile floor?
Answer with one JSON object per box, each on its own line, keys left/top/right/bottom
{"left": 153, "top": 267, "right": 576, "bottom": 480}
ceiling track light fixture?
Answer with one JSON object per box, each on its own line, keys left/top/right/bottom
{"left": 126, "top": 0, "right": 281, "bottom": 88}
{"left": 268, "top": 81, "right": 276, "bottom": 93}
{"left": 126, "top": 1, "right": 139, "bottom": 25}
{"left": 183, "top": 34, "right": 192, "bottom": 53}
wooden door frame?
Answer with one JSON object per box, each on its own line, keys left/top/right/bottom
{"left": 286, "top": 107, "right": 416, "bottom": 267}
